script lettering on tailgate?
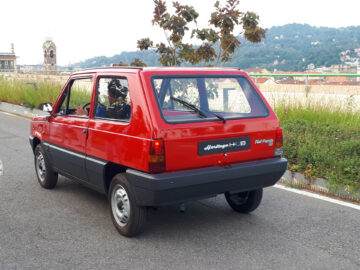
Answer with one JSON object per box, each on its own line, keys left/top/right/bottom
{"left": 198, "top": 137, "right": 250, "bottom": 156}
{"left": 204, "top": 141, "right": 247, "bottom": 151}
{"left": 254, "top": 139, "right": 274, "bottom": 147}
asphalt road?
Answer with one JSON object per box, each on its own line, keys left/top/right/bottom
{"left": 0, "top": 111, "right": 359, "bottom": 270}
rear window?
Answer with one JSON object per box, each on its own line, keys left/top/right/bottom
{"left": 151, "top": 76, "right": 268, "bottom": 123}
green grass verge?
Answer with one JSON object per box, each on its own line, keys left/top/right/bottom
{"left": 0, "top": 77, "right": 91, "bottom": 109}
{"left": 276, "top": 104, "right": 360, "bottom": 194}
{"left": 0, "top": 77, "right": 62, "bottom": 109}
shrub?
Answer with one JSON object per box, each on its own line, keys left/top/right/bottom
{"left": 276, "top": 104, "right": 360, "bottom": 192}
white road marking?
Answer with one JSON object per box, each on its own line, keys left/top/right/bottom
{"left": 274, "top": 184, "right": 360, "bottom": 211}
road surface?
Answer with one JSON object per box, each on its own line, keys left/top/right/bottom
{"left": 0, "top": 112, "right": 359, "bottom": 270}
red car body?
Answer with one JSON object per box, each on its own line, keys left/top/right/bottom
{"left": 30, "top": 67, "right": 287, "bottom": 235}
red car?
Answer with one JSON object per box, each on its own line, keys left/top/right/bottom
{"left": 30, "top": 67, "right": 287, "bottom": 236}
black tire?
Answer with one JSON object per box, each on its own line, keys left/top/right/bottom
{"left": 109, "top": 174, "right": 147, "bottom": 237}
{"left": 34, "top": 144, "right": 58, "bottom": 189}
{"left": 225, "top": 188, "right": 263, "bottom": 213}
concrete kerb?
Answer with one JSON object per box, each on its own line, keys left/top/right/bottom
{"left": 1, "top": 101, "right": 359, "bottom": 203}
{"left": 0, "top": 101, "right": 48, "bottom": 119}
{"left": 280, "top": 170, "right": 360, "bottom": 202}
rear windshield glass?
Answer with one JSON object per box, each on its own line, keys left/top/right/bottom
{"left": 151, "top": 76, "right": 268, "bottom": 123}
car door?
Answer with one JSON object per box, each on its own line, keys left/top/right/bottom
{"left": 45, "top": 76, "right": 95, "bottom": 182}
{"left": 85, "top": 75, "right": 134, "bottom": 191}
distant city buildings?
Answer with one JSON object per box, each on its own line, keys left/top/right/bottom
{"left": 0, "top": 44, "right": 17, "bottom": 72}
{"left": 305, "top": 47, "right": 360, "bottom": 82}
{"left": 14, "top": 38, "right": 60, "bottom": 73}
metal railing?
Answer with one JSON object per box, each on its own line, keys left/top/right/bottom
{"left": 249, "top": 73, "right": 360, "bottom": 78}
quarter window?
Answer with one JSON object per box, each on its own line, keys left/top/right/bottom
{"left": 94, "top": 77, "right": 131, "bottom": 121}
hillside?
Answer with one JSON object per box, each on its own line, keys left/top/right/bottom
{"left": 71, "top": 24, "right": 360, "bottom": 71}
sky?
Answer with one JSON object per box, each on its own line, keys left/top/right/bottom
{"left": 1, "top": 0, "right": 359, "bottom": 66}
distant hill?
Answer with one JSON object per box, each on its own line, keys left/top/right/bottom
{"left": 71, "top": 24, "right": 360, "bottom": 71}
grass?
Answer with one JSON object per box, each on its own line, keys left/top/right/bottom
{"left": 285, "top": 182, "right": 304, "bottom": 189}
{"left": 275, "top": 103, "right": 360, "bottom": 193}
{"left": 0, "top": 76, "right": 62, "bottom": 109}
{"left": 0, "top": 76, "right": 91, "bottom": 109}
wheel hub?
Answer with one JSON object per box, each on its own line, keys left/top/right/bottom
{"left": 36, "top": 152, "right": 46, "bottom": 181}
{"left": 111, "top": 184, "right": 130, "bottom": 227}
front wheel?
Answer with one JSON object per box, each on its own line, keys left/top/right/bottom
{"left": 34, "top": 144, "right": 58, "bottom": 189}
{"left": 109, "top": 174, "right": 147, "bottom": 237}
{"left": 225, "top": 188, "right": 263, "bottom": 213}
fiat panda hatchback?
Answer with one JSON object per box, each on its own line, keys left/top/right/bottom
{"left": 30, "top": 67, "right": 287, "bottom": 236}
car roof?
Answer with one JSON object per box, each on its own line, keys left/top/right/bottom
{"left": 72, "top": 66, "right": 243, "bottom": 75}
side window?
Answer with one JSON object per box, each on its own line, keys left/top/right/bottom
{"left": 94, "top": 77, "right": 131, "bottom": 121}
{"left": 56, "top": 78, "right": 93, "bottom": 117}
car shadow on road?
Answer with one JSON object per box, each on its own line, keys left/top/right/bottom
{"left": 144, "top": 198, "right": 264, "bottom": 236}
{"left": 54, "top": 176, "right": 266, "bottom": 239}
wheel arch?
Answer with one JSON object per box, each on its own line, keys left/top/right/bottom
{"left": 104, "top": 162, "right": 128, "bottom": 194}
{"left": 30, "top": 136, "right": 41, "bottom": 153}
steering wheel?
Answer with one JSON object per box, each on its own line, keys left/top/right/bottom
{"left": 82, "top": 102, "right": 91, "bottom": 109}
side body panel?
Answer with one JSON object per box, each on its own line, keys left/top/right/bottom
{"left": 86, "top": 72, "right": 153, "bottom": 172}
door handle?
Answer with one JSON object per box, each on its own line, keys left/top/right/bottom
{"left": 82, "top": 129, "right": 87, "bottom": 134}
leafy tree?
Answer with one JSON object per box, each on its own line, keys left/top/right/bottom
{"left": 112, "top": 59, "right": 147, "bottom": 67}
{"left": 130, "top": 58, "right": 147, "bottom": 67}
{"left": 137, "top": 0, "right": 266, "bottom": 66}
{"left": 113, "top": 61, "right": 128, "bottom": 67}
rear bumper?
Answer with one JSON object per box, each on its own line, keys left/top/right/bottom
{"left": 126, "top": 157, "right": 287, "bottom": 206}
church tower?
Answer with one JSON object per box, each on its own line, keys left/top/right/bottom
{"left": 43, "top": 38, "right": 57, "bottom": 72}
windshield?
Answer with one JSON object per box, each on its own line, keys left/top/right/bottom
{"left": 152, "top": 76, "right": 268, "bottom": 123}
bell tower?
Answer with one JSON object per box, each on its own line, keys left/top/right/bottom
{"left": 43, "top": 37, "right": 57, "bottom": 72}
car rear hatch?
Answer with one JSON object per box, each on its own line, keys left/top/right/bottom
{"left": 149, "top": 74, "right": 282, "bottom": 172}
{"left": 161, "top": 118, "right": 281, "bottom": 172}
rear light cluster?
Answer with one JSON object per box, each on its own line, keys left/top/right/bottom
{"left": 149, "top": 139, "right": 165, "bottom": 173}
{"left": 274, "top": 128, "right": 283, "bottom": 156}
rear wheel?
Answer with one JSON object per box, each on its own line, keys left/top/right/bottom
{"left": 109, "top": 174, "right": 147, "bottom": 237}
{"left": 34, "top": 144, "right": 58, "bottom": 189}
{"left": 225, "top": 188, "right": 263, "bottom": 213}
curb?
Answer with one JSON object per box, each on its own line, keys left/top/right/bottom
{"left": 280, "top": 170, "right": 360, "bottom": 202}
{"left": 0, "top": 102, "right": 48, "bottom": 118}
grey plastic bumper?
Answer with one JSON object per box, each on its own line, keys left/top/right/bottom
{"left": 126, "top": 157, "right": 288, "bottom": 206}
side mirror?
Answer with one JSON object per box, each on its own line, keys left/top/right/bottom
{"left": 38, "top": 103, "right": 53, "bottom": 112}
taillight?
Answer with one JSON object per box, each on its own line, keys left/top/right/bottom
{"left": 149, "top": 139, "right": 165, "bottom": 173}
{"left": 274, "top": 128, "right": 283, "bottom": 156}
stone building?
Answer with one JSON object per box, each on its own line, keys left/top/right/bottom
{"left": 43, "top": 38, "right": 57, "bottom": 72}
{"left": 0, "top": 44, "right": 17, "bottom": 72}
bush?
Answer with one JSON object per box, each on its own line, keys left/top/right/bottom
{"left": 276, "top": 104, "right": 360, "bottom": 192}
